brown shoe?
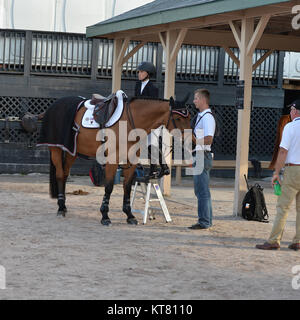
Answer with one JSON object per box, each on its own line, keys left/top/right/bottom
{"left": 288, "top": 243, "right": 300, "bottom": 251}
{"left": 256, "top": 242, "right": 280, "bottom": 250}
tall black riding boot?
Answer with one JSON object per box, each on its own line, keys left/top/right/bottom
{"left": 158, "top": 136, "right": 170, "bottom": 178}
{"left": 157, "top": 143, "right": 170, "bottom": 178}
{"left": 157, "top": 158, "right": 170, "bottom": 178}
{"left": 148, "top": 145, "right": 159, "bottom": 179}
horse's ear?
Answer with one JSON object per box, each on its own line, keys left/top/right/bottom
{"left": 169, "top": 96, "right": 175, "bottom": 108}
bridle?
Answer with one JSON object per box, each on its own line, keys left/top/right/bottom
{"left": 166, "top": 105, "right": 178, "bottom": 129}
{"left": 166, "top": 104, "right": 191, "bottom": 130}
{"left": 165, "top": 103, "right": 198, "bottom": 159}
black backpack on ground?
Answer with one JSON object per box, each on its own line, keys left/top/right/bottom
{"left": 89, "top": 161, "right": 105, "bottom": 186}
{"left": 241, "top": 175, "right": 269, "bottom": 223}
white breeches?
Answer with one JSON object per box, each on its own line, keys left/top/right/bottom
{"left": 147, "top": 126, "right": 163, "bottom": 147}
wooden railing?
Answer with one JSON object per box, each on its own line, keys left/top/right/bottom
{"left": 0, "top": 29, "right": 283, "bottom": 86}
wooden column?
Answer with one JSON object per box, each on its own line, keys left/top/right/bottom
{"left": 112, "top": 38, "right": 146, "bottom": 92}
{"left": 230, "top": 15, "right": 270, "bottom": 216}
{"left": 91, "top": 38, "right": 100, "bottom": 81}
{"left": 112, "top": 37, "right": 129, "bottom": 92}
{"left": 159, "top": 28, "right": 187, "bottom": 196}
{"left": 233, "top": 18, "right": 254, "bottom": 217}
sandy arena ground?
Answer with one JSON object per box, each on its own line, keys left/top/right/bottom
{"left": 0, "top": 173, "right": 300, "bottom": 300}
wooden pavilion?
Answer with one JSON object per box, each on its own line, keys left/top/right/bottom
{"left": 86, "top": 0, "right": 300, "bottom": 215}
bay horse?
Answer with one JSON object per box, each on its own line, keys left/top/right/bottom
{"left": 38, "top": 94, "right": 193, "bottom": 226}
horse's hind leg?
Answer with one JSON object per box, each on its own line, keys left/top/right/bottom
{"left": 122, "top": 165, "right": 138, "bottom": 225}
{"left": 100, "top": 164, "right": 118, "bottom": 226}
{"left": 62, "top": 152, "right": 77, "bottom": 214}
{"left": 50, "top": 147, "right": 67, "bottom": 216}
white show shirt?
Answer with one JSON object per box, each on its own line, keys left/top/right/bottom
{"left": 194, "top": 108, "right": 216, "bottom": 152}
{"left": 141, "top": 79, "right": 149, "bottom": 94}
{"left": 280, "top": 116, "right": 300, "bottom": 164}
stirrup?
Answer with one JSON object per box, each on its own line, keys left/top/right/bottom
{"left": 147, "top": 163, "right": 159, "bottom": 179}
{"left": 157, "top": 166, "right": 170, "bottom": 178}
{"left": 148, "top": 171, "right": 159, "bottom": 179}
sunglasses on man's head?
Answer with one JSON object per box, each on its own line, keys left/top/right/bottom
{"left": 288, "top": 103, "right": 296, "bottom": 112}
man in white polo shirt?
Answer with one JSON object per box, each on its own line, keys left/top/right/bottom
{"left": 188, "top": 89, "right": 216, "bottom": 230}
{"left": 256, "top": 100, "right": 300, "bottom": 250}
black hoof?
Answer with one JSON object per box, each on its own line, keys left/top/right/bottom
{"left": 127, "top": 217, "right": 138, "bottom": 225}
{"left": 101, "top": 218, "right": 111, "bottom": 226}
{"left": 57, "top": 210, "right": 66, "bottom": 217}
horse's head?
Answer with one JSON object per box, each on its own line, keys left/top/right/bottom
{"left": 128, "top": 95, "right": 196, "bottom": 135}
{"left": 165, "top": 97, "right": 197, "bottom": 161}
{"left": 166, "top": 96, "right": 197, "bottom": 133}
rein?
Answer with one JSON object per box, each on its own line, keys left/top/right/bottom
{"left": 166, "top": 106, "right": 178, "bottom": 130}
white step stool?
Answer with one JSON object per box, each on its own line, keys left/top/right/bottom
{"left": 130, "top": 176, "right": 172, "bottom": 224}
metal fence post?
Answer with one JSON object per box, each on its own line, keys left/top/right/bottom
{"left": 217, "top": 47, "right": 225, "bottom": 87}
{"left": 24, "top": 31, "right": 32, "bottom": 78}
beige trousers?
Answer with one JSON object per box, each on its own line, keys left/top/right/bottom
{"left": 268, "top": 166, "right": 300, "bottom": 245}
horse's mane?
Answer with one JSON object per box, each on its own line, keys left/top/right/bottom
{"left": 129, "top": 96, "right": 169, "bottom": 103}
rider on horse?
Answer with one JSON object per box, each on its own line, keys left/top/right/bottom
{"left": 135, "top": 61, "right": 170, "bottom": 179}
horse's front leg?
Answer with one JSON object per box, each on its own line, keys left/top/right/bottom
{"left": 50, "top": 147, "right": 67, "bottom": 217}
{"left": 100, "top": 164, "right": 117, "bottom": 226}
{"left": 122, "top": 165, "right": 138, "bottom": 225}
{"left": 61, "top": 153, "right": 77, "bottom": 215}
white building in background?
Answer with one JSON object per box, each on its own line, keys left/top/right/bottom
{"left": 283, "top": 52, "right": 300, "bottom": 80}
{"left": 0, "top": 0, "right": 154, "bottom": 33}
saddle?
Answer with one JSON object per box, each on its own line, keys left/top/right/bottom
{"left": 87, "top": 93, "right": 107, "bottom": 106}
{"left": 92, "top": 93, "right": 118, "bottom": 129}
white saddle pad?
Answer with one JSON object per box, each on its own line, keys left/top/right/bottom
{"left": 81, "top": 90, "right": 127, "bottom": 129}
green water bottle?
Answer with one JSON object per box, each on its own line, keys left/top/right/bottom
{"left": 274, "top": 180, "right": 282, "bottom": 196}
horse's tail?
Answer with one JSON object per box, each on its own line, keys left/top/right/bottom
{"left": 49, "top": 156, "right": 58, "bottom": 199}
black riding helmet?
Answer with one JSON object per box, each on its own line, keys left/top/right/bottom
{"left": 137, "top": 61, "right": 156, "bottom": 76}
